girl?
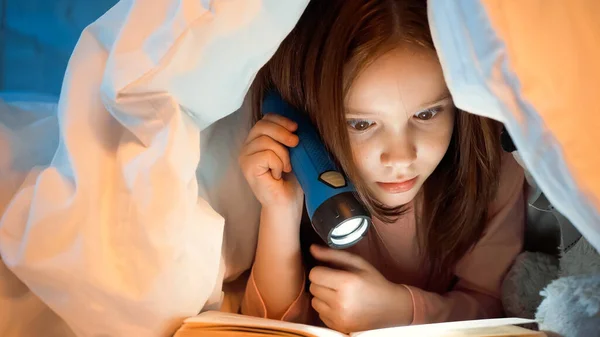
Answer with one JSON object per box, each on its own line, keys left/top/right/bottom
{"left": 238, "top": 0, "right": 525, "bottom": 333}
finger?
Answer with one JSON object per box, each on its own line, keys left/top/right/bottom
{"left": 244, "top": 150, "right": 284, "bottom": 180}
{"left": 263, "top": 113, "right": 298, "bottom": 132}
{"left": 245, "top": 118, "right": 299, "bottom": 148}
{"left": 309, "top": 283, "right": 337, "bottom": 304}
{"left": 242, "top": 135, "right": 292, "bottom": 173}
{"left": 320, "top": 316, "right": 338, "bottom": 332}
{"left": 311, "top": 297, "right": 331, "bottom": 317}
{"left": 308, "top": 266, "right": 351, "bottom": 290}
{"left": 310, "top": 244, "right": 373, "bottom": 272}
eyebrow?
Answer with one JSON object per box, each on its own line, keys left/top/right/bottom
{"left": 346, "top": 93, "right": 453, "bottom": 116}
{"left": 418, "top": 93, "right": 453, "bottom": 110}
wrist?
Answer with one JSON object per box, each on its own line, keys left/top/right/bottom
{"left": 381, "top": 283, "right": 414, "bottom": 327}
{"left": 261, "top": 204, "right": 303, "bottom": 225}
{"left": 395, "top": 284, "right": 415, "bottom": 325}
{"left": 257, "top": 205, "right": 303, "bottom": 249}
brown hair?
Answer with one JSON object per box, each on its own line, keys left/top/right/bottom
{"left": 250, "top": 0, "right": 502, "bottom": 286}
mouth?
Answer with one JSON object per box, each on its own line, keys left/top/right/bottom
{"left": 376, "top": 176, "right": 419, "bottom": 194}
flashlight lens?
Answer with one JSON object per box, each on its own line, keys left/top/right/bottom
{"left": 331, "top": 217, "right": 363, "bottom": 237}
{"left": 330, "top": 218, "right": 370, "bottom": 247}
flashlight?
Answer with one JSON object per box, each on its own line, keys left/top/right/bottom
{"left": 262, "top": 92, "right": 372, "bottom": 249}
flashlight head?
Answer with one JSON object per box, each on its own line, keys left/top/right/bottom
{"left": 311, "top": 191, "right": 372, "bottom": 249}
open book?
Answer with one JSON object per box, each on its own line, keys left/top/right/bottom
{"left": 173, "top": 311, "right": 546, "bottom": 337}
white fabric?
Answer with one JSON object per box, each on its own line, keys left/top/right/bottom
{"left": 1, "top": 0, "right": 599, "bottom": 336}
{"left": 0, "top": 95, "right": 75, "bottom": 337}
{"left": 0, "top": 1, "right": 308, "bottom": 336}
{"left": 428, "top": 0, "right": 600, "bottom": 252}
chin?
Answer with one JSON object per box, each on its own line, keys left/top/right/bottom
{"left": 373, "top": 190, "right": 419, "bottom": 208}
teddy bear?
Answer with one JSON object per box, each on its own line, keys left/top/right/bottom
{"left": 500, "top": 139, "right": 600, "bottom": 337}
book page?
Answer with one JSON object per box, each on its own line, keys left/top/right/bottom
{"left": 435, "top": 325, "right": 544, "bottom": 337}
{"left": 351, "top": 318, "right": 538, "bottom": 337}
{"left": 176, "top": 325, "right": 314, "bottom": 337}
{"left": 182, "top": 311, "right": 346, "bottom": 337}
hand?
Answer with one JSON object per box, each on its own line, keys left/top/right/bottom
{"left": 308, "top": 245, "right": 413, "bottom": 333}
{"left": 239, "top": 114, "right": 303, "bottom": 211}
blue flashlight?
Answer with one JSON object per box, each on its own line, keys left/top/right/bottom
{"left": 262, "top": 92, "right": 372, "bottom": 249}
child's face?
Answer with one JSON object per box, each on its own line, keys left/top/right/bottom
{"left": 345, "top": 45, "right": 455, "bottom": 207}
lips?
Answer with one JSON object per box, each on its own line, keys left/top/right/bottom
{"left": 376, "top": 176, "right": 419, "bottom": 194}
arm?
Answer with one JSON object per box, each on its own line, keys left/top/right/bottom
{"left": 405, "top": 153, "right": 526, "bottom": 324}
{"left": 241, "top": 206, "right": 311, "bottom": 323}
{"left": 237, "top": 112, "right": 315, "bottom": 324}
{"left": 0, "top": 1, "right": 309, "bottom": 336}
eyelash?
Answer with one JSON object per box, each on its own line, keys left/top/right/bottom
{"left": 413, "top": 107, "right": 443, "bottom": 121}
{"left": 346, "top": 119, "right": 376, "bottom": 131}
{"left": 346, "top": 106, "right": 443, "bottom": 131}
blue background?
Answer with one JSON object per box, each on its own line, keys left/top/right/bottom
{"left": 0, "top": 0, "right": 117, "bottom": 96}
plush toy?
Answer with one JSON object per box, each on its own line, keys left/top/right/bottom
{"left": 500, "top": 147, "right": 600, "bottom": 337}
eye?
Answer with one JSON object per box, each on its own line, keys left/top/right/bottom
{"left": 347, "top": 119, "right": 376, "bottom": 131}
{"left": 414, "top": 107, "right": 442, "bottom": 121}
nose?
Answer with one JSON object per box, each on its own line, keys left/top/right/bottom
{"left": 380, "top": 133, "right": 417, "bottom": 168}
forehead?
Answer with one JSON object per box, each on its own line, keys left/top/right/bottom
{"left": 346, "top": 45, "right": 449, "bottom": 114}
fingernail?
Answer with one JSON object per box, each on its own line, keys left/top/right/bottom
{"left": 290, "top": 136, "right": 299, "bottom": 146}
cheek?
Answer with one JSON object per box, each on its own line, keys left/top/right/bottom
{"left": 416, "top": 116, "right": 454, "bottom": 164}
{"left": 350, "top": 138, "right": 378, "bottom": 179}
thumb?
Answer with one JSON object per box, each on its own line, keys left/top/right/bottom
{"left": 310, "top": 244, "right": 374, "bottom": 272}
